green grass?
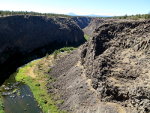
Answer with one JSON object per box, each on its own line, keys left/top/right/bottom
{"left": 0, "top": 96, "right": 4, "bottom": 113}
{"left": 15, "top": 60, "right": 67, "bottom": 113}
{"left": 84, "top": 34, "right": 90, "bottom": 41}
{"left": 53, "top": 47, "right": 75, "bottom": 59}
{"left": 0, "top": 47, "right": 74, "bottom": 113}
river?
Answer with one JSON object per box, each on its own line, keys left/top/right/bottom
{"left": 1, "top": 79, "right": 42, "bottom": 113}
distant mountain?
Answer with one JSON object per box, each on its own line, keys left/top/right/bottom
{"left": 86, "top": 14, "right": 112, "bottom": 17}
{"left": 67, "top": 13, "right": 112, "bottom": 17}
{"left": 67, "top": 12, "right": 78, "bottom": 16}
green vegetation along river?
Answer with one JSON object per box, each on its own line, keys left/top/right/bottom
{"left": 0, "top": 47, "right": 74, "bottom": 113}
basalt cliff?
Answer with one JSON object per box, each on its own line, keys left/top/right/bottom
{"left": 48, "top": 19, "right": 150, "bottom": 113}
{"left": 1, "top": 15, "right": 150, "bottom": 113}
{"left": 0, "top": 15, "right": 89, "bottom": 83}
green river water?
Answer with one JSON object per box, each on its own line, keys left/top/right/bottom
{"left": 1, "top": 80, "right": 42, "bottom": 113}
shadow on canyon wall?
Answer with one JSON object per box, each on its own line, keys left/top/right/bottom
{"left": 0, "top": 15, "right": 91, "bottom": 84}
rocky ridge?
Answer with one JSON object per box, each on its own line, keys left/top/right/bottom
{"left": 48, "top": 19, "right": 150, "bottom": 113}
{"left": 72, "top": 17, "right": 92, "bottom": 29}
{"left": 83, "top": 18, "right": 128, "bottom": 37}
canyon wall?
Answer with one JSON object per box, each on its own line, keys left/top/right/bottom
{"left": 0, "top": 15, "right": 86, "bottom": 83}
{"left": 49, "top": 19, "right": 150, "bottom": 113}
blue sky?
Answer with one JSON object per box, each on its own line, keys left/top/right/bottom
{"left": 0, "top": 0, "right": 149, "bottom": 16}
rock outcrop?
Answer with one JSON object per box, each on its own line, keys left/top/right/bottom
{"left": 0, "top": 15, "right": 85, "bottom": 83}
{"left": 48, "top": 19, "right": 150, "bottom": 113}
{"left": 72, "top": 17, "right": 92, "bottom": 29}
{"left": 81, "top": 19, "right": 150, "bottom": 113}
{"left": 83, "top": 18, "right": 121, "bottom": 37}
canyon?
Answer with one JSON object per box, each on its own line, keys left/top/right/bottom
{"left": 0, "top": 14, "right": 150, "bottom": 113}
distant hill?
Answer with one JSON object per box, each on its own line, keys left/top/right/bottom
{"left": 0, "top": 10, "right": 70, "bottom": 17}
{"left": 67, "top": 12, "right": 78, "bottom": 16}
{"left": 67, "top": 12, "right": 112, "bottom": 17}
{"left": 85, "top": 14, "right": 112, "bottom": 17}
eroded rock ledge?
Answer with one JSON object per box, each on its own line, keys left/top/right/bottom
{"left": 48, "top": 19, "right": 150, "bottom": 113}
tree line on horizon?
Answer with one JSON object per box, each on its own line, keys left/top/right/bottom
{"left": 111, "top": 13, "right": 150, "bottom": 19}
{"left": 0, "top": 10, "right": 150, "bottom": 19}
{"left": 0, "top": 10, "right": 70, "bottom": 17}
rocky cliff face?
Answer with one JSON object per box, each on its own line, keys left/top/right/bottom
{"left": 72, "top": 17, "right": 92, "bottom": 29}
{"left": 0, "top": 15, "right": 85, "bottom": 83}
{"left": 80, "top": 19, "right": 150, "bottom": 113}
{"left": 83, "top": 18, "right": 105, "bottom": 36}
{"left": 83, "top": 18, "right": 120, "bottom": 37}
{"left": 48, "top": 19, "right": 150, "bottom": 113}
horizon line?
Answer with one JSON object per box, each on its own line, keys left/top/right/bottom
{"left": 0, "top": 9, "right": 149, "bottom": 17}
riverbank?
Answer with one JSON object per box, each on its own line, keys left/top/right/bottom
{"left": 0, "top": 47, "right": 75, "bottom": 113}
{"left": 0, "top": 96, "right": 4, "bottom": 113}
{"left": 14, "top": 50, "right": 70, "bottom": 113}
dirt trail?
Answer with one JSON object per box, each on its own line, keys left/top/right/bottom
{"left": 27, "top": 65, "right": 36, "bottom": 78}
